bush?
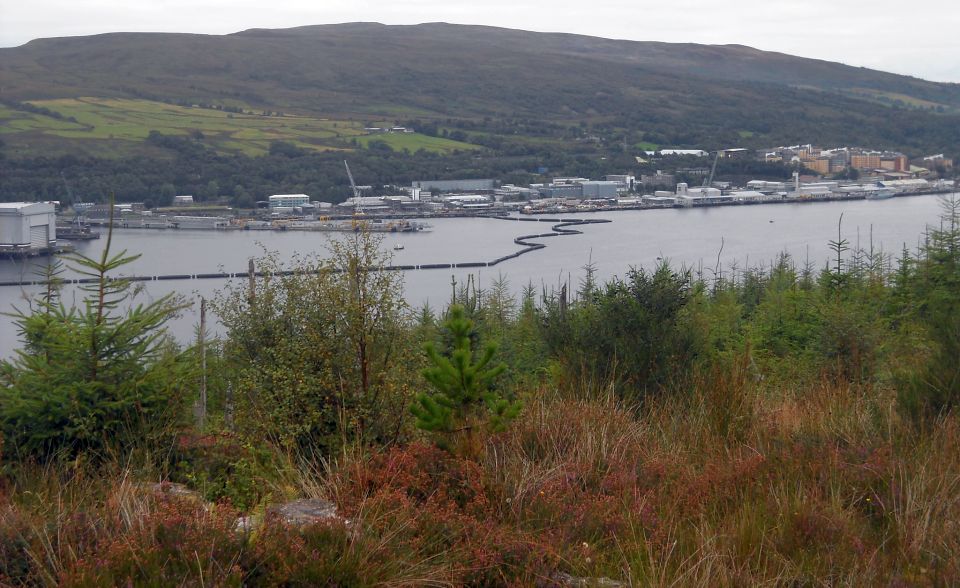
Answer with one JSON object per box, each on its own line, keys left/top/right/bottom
{"left": 172, "top": 433, "right": 276, "bottom": 511}
{"left": 214, "top": 231, "right": 418, "bottom": 454}
{"left": 540, "top": 262, "right": 701, "bottom": 401}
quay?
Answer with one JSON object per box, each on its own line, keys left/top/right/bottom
{"left": 0, "top": 218, "right": 608, "bottom": 288}
{"left": 0, "top": 243, "right": 74, "bottom": 259}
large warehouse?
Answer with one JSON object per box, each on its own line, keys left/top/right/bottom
{"left": 0, "top": 202, "right": 58, "bottom": 253}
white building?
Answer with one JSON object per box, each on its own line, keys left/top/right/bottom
{"left": 645, "top": 149, "right": 710, "bottom": 158}
{"left": 730, "top": 190, "right": 766, "bottom": 201}
{"left": 173, "top": 195, "right": 195, "bottom": 205}
{"left": 0, "top": 202, "right": 57, "bottom": 251}
{"left": 269, "top": 194, "right": 311, "bottom": 209}
{"left": 879, "top": 179, "right": 930, "bottom": 193}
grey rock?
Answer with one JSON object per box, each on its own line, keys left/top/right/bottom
{"left": 235, "top": 514, "right": 260, "bottom": 533}
{"left": 149, "top": 482, "right": 204, "bottom": 502}
{"left": 268, "top": 498, "right": 346, "bottom": 527}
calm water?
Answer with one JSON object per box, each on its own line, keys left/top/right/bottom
{"left": 1, "top": 194, "right": 952, "bottom": 357}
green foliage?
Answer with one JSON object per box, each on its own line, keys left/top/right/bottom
{"left": 214, "top": 230, "right": 417, "bottom": 454}
{"left": 411, "top": 305, "right": 519, "bottom": 444}
{"left": 172, "top": 434, "right": 276, "bottom": 510}
{"left": 898, "top": 197, "right": 960, "bottom": 423}
{"left": 0, "top": 220, "right": 188, "bottom": 462}
{"left": 540, "top": 262, "right": 701, "bottom": 400}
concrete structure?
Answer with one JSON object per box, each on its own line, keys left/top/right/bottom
{"left": 922, "top": 154, "right": 954, "bottom": 169}
{"left": 171, "top": 216, "right": 229, "bottom": 229}
{"left": 642, "top": 195, "right": 677, "bottom": 206}
{"left": 443, "top": 194, "right": 493, "bottom": 209}
{"left": 581, "top": 181, "right": 620, "bottom": 198}
{"left": 412, "top": 179, "right": 496, "bottom": 193}
{"left": 729, "top": 190, "right": 766, "bottom": 201}
{"left": 641, "top": 172, "right": 676, "bottom": 188}
{"left": 269, "top": 194, "right": 310, "bottom": 209}
{"left": 495, "top": 185, "right": 538, "bottom": 202}
{"left": 805, "top": 157, "right": 831, "bottom": 175}
{"left": 851, "top": 153, "right": 882, "bottom": 170}
{"left": 879, "top": 179, "right": 930, "bottom": 193}
{"left": 538, "top": 184, "right": 583, "bottom": 198}
{"left": 605, "top": 174, "right": 636, "bottom": 192}
{"left": 645, "top": 149, "right": 709, "bottom": 158}
{"left": 746, "top": 180, "right": 787, "bottom": 192}
{"left": 86, "top": 202, "right": 145, "bottom": 219}
{"left": 0, "top": 202, "right": 57, "bottom": 251}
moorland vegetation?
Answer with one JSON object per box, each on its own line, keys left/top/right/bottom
{"left": 1, "top": 199, "right": 959, "bottom": 585}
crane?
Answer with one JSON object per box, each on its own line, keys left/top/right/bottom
{"left": 61, "top": 171, "right": 84, "bottom": 228}
{"left": 344, "top": 160, "right": 363, "bottom": 216}
{"left": 703, "top": 151, "right": 721, "bottom": 188}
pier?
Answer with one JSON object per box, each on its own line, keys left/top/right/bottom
{"left": 0, "top": 218, "right": 609, "bottom": 288}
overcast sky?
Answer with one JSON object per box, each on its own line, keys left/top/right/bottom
{"left": 2, "top": 0, "right": 958, "bottom": 83}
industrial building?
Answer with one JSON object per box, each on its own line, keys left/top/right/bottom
{"left": 268, "top": 194, "right": 311, "bottom": 209}
{"left": 0, "top": 202, "right": 58, "bottom": 254}
{"left": 412, "top": 179, "right": 496, "bottom": 193}
{"left": 580, "top": 181, "right": 621, "bottom": 198}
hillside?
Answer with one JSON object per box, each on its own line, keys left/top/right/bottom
{"left": 2, "top": 22, "right": 959, "bottom": 158}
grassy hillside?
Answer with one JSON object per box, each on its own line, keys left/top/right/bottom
{"left": 2, "top": 23, "right": 959, "bottom": 159}
{"left": 0, "top": 97, "right": 478, "bottom": 157}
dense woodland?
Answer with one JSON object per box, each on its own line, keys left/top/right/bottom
{"left": 0, "top": 133, "right": 848, "bottom": 206}
{"left": 1, "top": 197, "right": 959, "bottom": 585}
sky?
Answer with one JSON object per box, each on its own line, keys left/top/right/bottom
{"left": 1, "top": 0, "right": 958, "bottom": 83}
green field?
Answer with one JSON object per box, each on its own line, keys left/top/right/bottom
{"left": 355, "top": 131, "right": 479, "bottom": 154}
{"left": 0, "top": 98, "right": 480, "bottom": 157}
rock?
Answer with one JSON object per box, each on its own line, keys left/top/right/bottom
{"left": 149, "top": 482, "right": 205, "bottom": 502}
{"left": 552, "top": 572, "right": 627, "bottom": 588}
{"left": 267, "top": 498, "right": 346, "bottom": 527}
{"left": 235, "top": 514, "right": 260, "bottom": 533}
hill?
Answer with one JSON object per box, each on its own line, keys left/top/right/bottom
{"left": 2, "top": 22, "right": 959, "bottom": 157}
{"left": 1, "top": 23, "right": 959, "bottom": 204}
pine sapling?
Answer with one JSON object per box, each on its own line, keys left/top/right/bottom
{"left": 410, "top": 305, "right": 520, "bottom": 449}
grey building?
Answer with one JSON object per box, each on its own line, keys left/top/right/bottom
{"left": 0, "top": 202, "right": 57, "bottom": 251}
{"left": 412, "top": 179, "right": 496, "bottom": 193}
{"left": 581, "top": 181, "right": 620, "bottom": 198}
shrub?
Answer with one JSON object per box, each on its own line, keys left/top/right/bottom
{"left": 540, "top": 262, "right": 701, "bottom": 400}
{"left": 214, "top": 230, "right": 418, "bottom": 454}
{"left": 0, "top": 221, "right": 188, "bottom": 462}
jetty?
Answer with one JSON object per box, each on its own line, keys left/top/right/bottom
{"left": 0, "top": 218, "right": 607, "bottom": 288}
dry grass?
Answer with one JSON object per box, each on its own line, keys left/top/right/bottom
{"left": 3, "top": 375, "right": 959, "bottom": 586}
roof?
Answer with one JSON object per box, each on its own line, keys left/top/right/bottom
{"left": 0, "top": 202, "right": 55, "bottom": 214}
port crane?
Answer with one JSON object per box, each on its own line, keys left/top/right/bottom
{"left": 61, "top": 171, "right": 85, "bottom": 229}
{"left": 344, "top": 160, "right": 363, "bottom": 216}
{"left": 702, "top": 151, "right": 721, "bottom": 188}
{"left": 57, "top": 172, "right": 100, "bottom": 240}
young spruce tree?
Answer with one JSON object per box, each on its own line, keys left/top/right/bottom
{"left": 411, "top": 305, "right": 520, "bottom": 450}
{"left": 0, "top": 207, "right": 188, "bottom": 462}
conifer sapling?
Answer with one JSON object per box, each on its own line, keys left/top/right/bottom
{"left": 410, "top": 305, "right": 520, "bottom": 444}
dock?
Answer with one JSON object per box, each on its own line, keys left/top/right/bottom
{"left": 0, "top": 218, "right": 607, "bottom": 287}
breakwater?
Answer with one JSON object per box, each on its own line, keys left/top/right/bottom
{"left": 0, "top": 217, "right": 610, "bottom": 288}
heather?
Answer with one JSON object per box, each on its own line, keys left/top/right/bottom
{"left": 2, "top": 199, "right": 959, "bottom": 586}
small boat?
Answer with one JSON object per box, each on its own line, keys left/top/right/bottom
{"left": 866, "top": 187, "right": 897, "bottom": 200}
{"left": 393, "top": 243, "right": 405, "bottom": 250}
